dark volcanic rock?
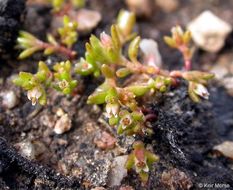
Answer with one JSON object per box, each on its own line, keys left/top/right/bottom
{"left": 149, "top": 82, "right": 233, "bottom": 189}
{"left": 0, "top": 0, "right": 25, "bottom": 56}
{"left": 0, "top": 138, "right": 84, "bottom": 189}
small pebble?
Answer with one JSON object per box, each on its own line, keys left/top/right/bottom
{"left": 155, "top": 0, "right": 179, "bottom": 13}
{"left": 1, "top": 90, "right": 18, "bottom": 109}
{"left": 222, "top": 77, "right": 233, "bottom": 96}
{"left": 119, "top": 186, "right": 134, "bottom": 190}
{"left": 108, "top": 155, "right": 128, "bottom": 187}
{"left": 213, "top": 141, "right": 233, "bottom": 160}
{"left": 125, "top": 0, "right": 153, "bottom": 18}
{"left": 94, "top": 131, "right": 116, "bottom": 150}
{"left": 210, "top": 64, "right": 228, "bottom": 80}
{"left": 161, "top": 168, "right": 193, "bottom": 190}
{"left": 15, "top": 140, "right": 36, "bottom": 159}
{"left": 54, "top": 114, "right": 72, "bottom": 134}
{"left": 188, "top": 11, "right": 232, "bottom": 53}
{"left": 40, "top": 114, "right": 55, "bottom": 128}
{"left": 56, "top": 108, "right": 65, "bottom": 117}
{"left": 75, "top": 9, "right": 102, "bottom": 33}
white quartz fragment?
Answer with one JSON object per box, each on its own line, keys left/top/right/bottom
{"left": 188, "top": 11, "right": 232, "bottom": 53}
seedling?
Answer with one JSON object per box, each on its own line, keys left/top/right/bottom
{"left": 13, "top": 61, "right": 52, "bottom": 105}
{"left": 125, "top": 141, "right": 159, "bottom": 183}
{"left": 170, "top": 70, "right": 214, "bottom": 102}
{"left": 13, "top": 61, "right": 77, "bottom": 105}
{"left": 164, "top": 26, "right": 192, "bottom": 70}
{"left": 17, "top": 15, "right": 77, "bottom": 59}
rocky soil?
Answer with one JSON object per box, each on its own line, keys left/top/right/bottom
{"left": 0, "top": 0, "right": 233, "bottom": 189}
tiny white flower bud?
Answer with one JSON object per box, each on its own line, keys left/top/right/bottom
{"left": 27, "top": 87, "right": 42, "bottom": 106}
{"left": 105, "top": 102, "right": 119, "bottom": 118}
{"left": 100, "top": 32, "right": 112, "bottom": 48}
{"left": 194, "top": 83, "right": 209, "bottom": 99}
{"left": 135, "top": 157, "right": 149, "bottom": 173}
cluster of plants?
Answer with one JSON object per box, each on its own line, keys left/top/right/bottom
{"left": 14, "top": 7, "right": 214, "bottom": 184}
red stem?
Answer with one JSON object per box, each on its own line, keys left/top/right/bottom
{"left": 179, "top": 45, "right": 192, "bottom": 71}
{"left": 185, "top": 59, "right": 191, "bottom": 71}
{"left": 38, "top": 41, "right": 76, "bottom": 59}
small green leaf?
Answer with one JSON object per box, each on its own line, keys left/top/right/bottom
{"left": 18, "top": 47, "right": 41, "bottom": 59}
{"left": 159, "top": 85, "right": 167, "bottom": 93}
{"left": 125, "top": 153, "right": 135, "bottom": 170}
{"left": 116, "top": 68, "right": 131, "bottom": 78}
{"left": 128, "top": 36, "right": 140, "bottom": 62}
{"left": 109, "top": 116, "right": 119, "bottom": 126}
{"left": 188, "top": 82, "right": 200, "bottom": 103}
{"left": 131, "top": 111, "right": 143, "bottom": 121}
{"left": 111, "top": 25, "right": 121, "bottom": 50}
{"left": 87, "top": 91, "right": 108, "bottom": 104}
{"left": 145, "top": 150, "right": 159, "bottom": 168}
{"left": 182, "top": 30, "right": 192, "bottom": 44}
{"left": 164, "top": 36, "right": 177, "bottom": 48}
{"left": 38, "top": 88, "right": 47, "bottom": 105}
{"left": 101, "top": 64, "right": 114, "bottom": 78}
{"left": 139, "top": 172, "right": 149, "bottom": 183}
{"left": 117, "top": 10, "right": 136, "bottom": 39}
{"left": 44, "top": 47, "right": 55, "bottom": 55}
{"left": 126, "top": 85, "right": 149, "bottom": 97}
{"left": 47, "top": 34, "right": 58, "bottom": 46}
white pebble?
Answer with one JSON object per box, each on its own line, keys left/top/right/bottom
{"left": 54, "top": 114, "right": 72, "bottom": 134}
{"left": 1, "top": 90, "right": 18, "bottom": 109}
{"left": 188, "top": 11, "right": 232, "bottom": 53}
{"left": 76, "top": 9, "right": 102, "bottom": 33}
{"left": 15, "top": 141, "right": 35, "bottom": 159}
{"left": 108, "top": 155, "right": 128, "bottom": 187}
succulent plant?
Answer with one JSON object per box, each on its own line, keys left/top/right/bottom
{"left": 53, "top": 61, "right": 78, "bottom": 95}
{"left": 14, "top": 9, "right": 214, "bottom": 183}
{"left": 58, "top": 15, "right": 78, "bottom": 48}
{"left": 164, "top": 26, "right": 192, "bottom": 70}
{"left": 125, "top": 141, "right": 159, "bottom": 183}
{"left": 17, "top": 15, "right": 77, "bottom": 59}
{"left": 13, "top": 61, "right": 77, "bottom": 105}
{"left": 13, "top": 61, "right": 52, "bottom": 105}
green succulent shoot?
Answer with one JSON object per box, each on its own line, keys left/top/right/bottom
{"left": 117, "top": 10, "right": 136, "bottom": 43}
{"left": 50, "top": 0, "right": 85, "bottom": 12}
{"left": 58, "top": 15, "right": 78, "bottom": 48}
{"left": 117, "top": 110, "right": 145, "bottom": 135}
{"left": 14, "top": 60, "right": 78, "bottom": 105}
{"left": 125, "top": 141, "right": 159, "bottom": 183}
{"left": 76, "top": 26, "right": 122, "bottom": 77}
{"left": 71, "top": 0, "right": 85, "bottom": 8}
{"left": 17, "top": 15, "right": 77, "bottom": 60}
{"left": 53, "top": 60, "right": 78, "bottom": 95}
{"left": 164, "top": 26, "right": 192, "bottom": 70}
{"left": 17, "top": 31, "right": 44, "bottom": 60}
{"left": 75, "top": 10, "right": 136, "bottom": 77}
{"left": 182, "top": 71, "right": 214, "bottom": 102}
{"left": 13, "top": 61, "right": 52, "bottom": 105}
{"left": 50, "top": 0, "right": 64, "bottom": 12}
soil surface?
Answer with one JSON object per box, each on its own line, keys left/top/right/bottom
{"left": 1, "top": 0, "right": 233, "bottom": 189}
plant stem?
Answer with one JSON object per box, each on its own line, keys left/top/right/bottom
{"left": 179, "top": 45, "right": 192, "bottom": 71}
{"left": 38, "top": 40, "right": 76, "bottom": 59}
